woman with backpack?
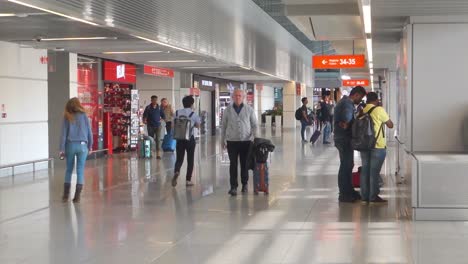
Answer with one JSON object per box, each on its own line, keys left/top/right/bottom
{"left": 171, "top": 96, "right": 201, "bottom": 187}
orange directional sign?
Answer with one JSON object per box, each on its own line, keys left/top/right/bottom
{"left": 342, "top": 79, "right": 370, "bottom": 87}
{"left": 313, "top": 55, "right": 366, "bottom": 69}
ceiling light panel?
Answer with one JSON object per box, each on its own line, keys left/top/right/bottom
{"left": 40, "top": 37, "right": 116, "bottom": 41}
{"left": 8, "top": 0, "right": 98, "bottom": 26}
{"left": 147, "top": 60, "right": 199, "bottom": 63}
{"left": 132, "top": 35, "right": 194, "bottom": 53}
{"left": 102, "top": 51, "right": 163, "bottom": 54}
{"left": 0, "top": 13, "right": 16, "bottom": 17}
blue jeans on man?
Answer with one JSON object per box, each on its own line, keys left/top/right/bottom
{"left": 360, "top": 148, "right": 386, "bottom": 201}
{"left": 335, "top": 138, "right": 357, "bottom": 199}
{"left": 65, "top": 142, "right": 89, "bottom": 184}
{"left": 323, "top": 121, "right": 331, "bottom": 143}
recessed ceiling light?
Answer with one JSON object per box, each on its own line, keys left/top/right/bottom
{"left": 147, "top": 60, "right": 199, "bottom": 63}
{"left": 39, "top": 37, "right": 116, "bottom": 41}
{"left": 341, "top": 75, "right": 351, "bottom": 80}
{"left": 132, "top": 35, "right": 194, "bottom": 54}
{"left": 370, "top": 69, "right": 374, "bottom": 74}
{"left": 0, "top": 13, "right": 15, "bottom": 17}
{"left": 182, "top": 66, "right": 221, "bottom": 69}
{"left": 8, "top": 0, "right": 98, "bottom": 26}
{"left": 102, "top": 51, "right": 164, "bottom": 54}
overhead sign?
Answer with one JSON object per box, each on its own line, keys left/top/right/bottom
{"left": 103, "top": 61, "right": 136, "bottom": 83}
{"left": 342, "top": 79, "right": 370, "bottom": 87}
{"left": 313, "top": 55, "right": 366, "bottom": 69}
{"left": 202, "top": 80, "right": 213, "bottom": 87}
{"left": 143, "top": 65, "right": 174, "bottom": 78}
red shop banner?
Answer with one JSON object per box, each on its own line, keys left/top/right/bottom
{"left": 296, "top": 83, "right": 302, "bottom": 96}
{"left": 103, "top": 60, "right": 136, "bottom": 83}
{"left": 143, "top": 65, "right": 174, "bottom": 78}
{"left": 190, "top": 87, "right": 200, "bottom": 96}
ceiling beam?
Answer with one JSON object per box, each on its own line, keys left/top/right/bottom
{"left": 285, "top": 4, "right": 359, "bottom": 16}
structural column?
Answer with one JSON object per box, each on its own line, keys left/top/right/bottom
{"left": 282, "top": 81, "right": 297, "bottom": 128}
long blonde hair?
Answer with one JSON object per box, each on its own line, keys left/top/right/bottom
{"left": 64, "top": 97, "right": 85, "bottom": 122}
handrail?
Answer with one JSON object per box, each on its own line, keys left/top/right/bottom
{"left": 88, "top": 149, "right": 109, "bottom": 159}
{"left": 0, "top": 158, "right": 54, "bottom": 176}
{"left": 395, "top": 135, "right": 404, "bottom": 145}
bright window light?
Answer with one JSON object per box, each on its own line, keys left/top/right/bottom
{"left": 363, "top": 5, "right": 372, "bottom": 34}
{"left": 8, "top": 0, "right": 98, "bottom": 26}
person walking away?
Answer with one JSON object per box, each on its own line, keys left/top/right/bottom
{"left": 60, "top": 98, "right": 93, "bottom": 203}
{"left": 172, "top": 96, "right": 201, "bottom": 187}
{"left": 161, "top": 98, "right": 174, "bottom": 134}
{"left": 143, "top": 95, "right": 166, "bottom": 159}
{"left": 320, "top": 94, "right": 333, "bottom": 144}
{"left": 222, "top": 89, "right": 258, "bottom": 196}
{"left": 359, "top": 92, "right": 394, "bottom": 204}
{"left": 300, "top": 97, "right": 310, "bottom": 143}
{"left": 334, "top": 86, "right": 367, "bottom": 203}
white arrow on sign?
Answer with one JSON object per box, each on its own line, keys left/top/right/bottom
{"left": 322, "top": 60, "right": 327, "bottom": 65}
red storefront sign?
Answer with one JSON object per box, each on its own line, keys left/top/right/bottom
{"left": 143, "top": 65, "right": 174, "bottom": 78}
{"left": 313, "top": 55, "right": 366, "bottom": 69}
{"left": 190, "top": 87, "right": 200, "bottom": 96}
{"left": 342, "top": 79, "right": 370, "bottom": 87}
{"left": 103, "top": 60, "right": 136, "bottom": 83}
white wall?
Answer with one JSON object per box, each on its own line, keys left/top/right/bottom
{"left": 0, "top": 42, "right": 48, "bottom": 176}
{"left": 411, "top": 23, "right": 468, "bottom": 152}
{"left": 137, "top": 72, "right": 175, "bottom": 109}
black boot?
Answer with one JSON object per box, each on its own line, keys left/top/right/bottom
{"left": 62, "top": 183, "right": 71, "bottom": 202}
{"left": 72, "top": 184, "right": 83, "bottom": 203}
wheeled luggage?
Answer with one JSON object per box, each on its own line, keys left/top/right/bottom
{"left": 139, "top": 136, "right": 152, "bottom": 158}
{"left": 253, "top": 162, "right": 269, "bottom": 195}
{"left": 310, "top": 129, "right": 321, "bottom": 144}
{"left": 352, "top": 167, "right": 361, "bottom": 188}
{"left": 162, "top": 132, "right": 176, "bottom": 152}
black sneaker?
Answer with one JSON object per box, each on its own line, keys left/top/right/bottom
{"left": 228, "top": 189, "right": 237, "bottom": 196}
{"left": 171, "top": 172, "right": 179, "bottom": 187}
{"left": 370, "top": 196, "right": 388, "bottom": 204}
{"left": 241, "top": 185, "right": 248, "bottom": 194}
{"left": 338, "top": 195, "right": 356, "bottom": 203}
{"left": 352, "top": 191, "right": 362, "bottom": 201}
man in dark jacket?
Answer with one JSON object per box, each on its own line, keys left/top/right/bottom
{"left": 143, "top": 95, "right": 166, "bottom": 159}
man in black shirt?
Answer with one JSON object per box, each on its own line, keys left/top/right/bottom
{"left": 300, "top": 97, "right": 310, "bottom": 143}
{"left": 320, "top": 94, "right": 332, "bottom": 144}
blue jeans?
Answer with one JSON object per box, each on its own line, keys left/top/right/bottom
{"left": 323, "top": 121, "right": 331, "bottom": 143}
{"left": 300, "top": 121, "right": 308, "bottom": 141}
{"left": 360, "top": 148, "right": 387, "bottom": 201}
{"left": 65, "top": 142, "right": 89, "bottom": 184}
{"left": 335, "top": 138, "right": 355, "bottom": 196}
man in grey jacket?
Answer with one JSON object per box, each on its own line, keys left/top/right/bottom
{"left": 221, "top": 89, "right": 258, "bottom": 196}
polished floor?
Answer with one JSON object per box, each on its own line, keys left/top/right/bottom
{"left": 0, "top": 128, "right": 467, "bottom": 264}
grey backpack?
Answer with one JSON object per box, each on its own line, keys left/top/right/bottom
{"left": 173, "top": 111, "right": 195, "bottom": 140}
{"left": 351, "top": 106, "right": 384, "bottom": 151}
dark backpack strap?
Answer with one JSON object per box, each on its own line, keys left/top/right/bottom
{"left": 175, "top": 110, "right": 178, "bottom": 117}
{"left": 189, "top": 112, "right": 195, "bottom": 118}
{"left": 367, "top": 106, "right": 378, "bottom": 115}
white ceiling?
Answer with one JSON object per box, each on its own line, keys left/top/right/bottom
{"left": 0, "top": 0, "right": 312, "bottom": 84}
